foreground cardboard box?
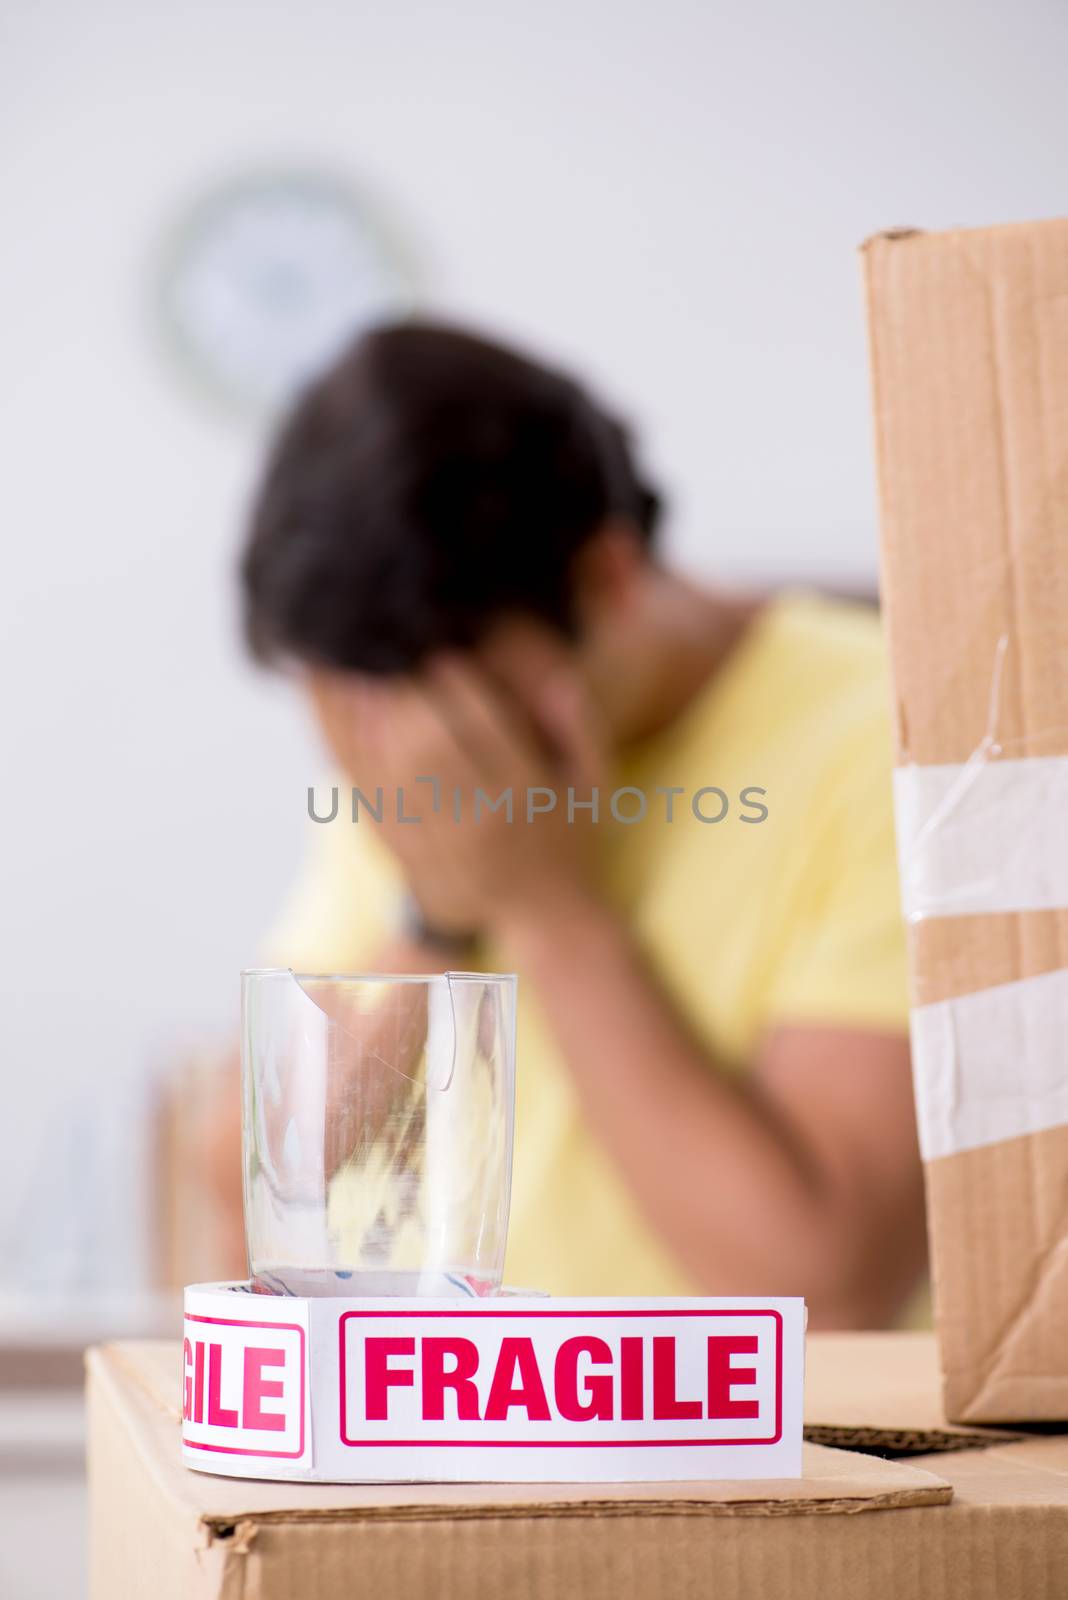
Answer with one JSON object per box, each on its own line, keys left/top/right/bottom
{"left": 88, "top": 1335, "right": 1068, "bottom": 1599}
{"left": 864, "top": 217, "right": 1068, "bottom": 1422}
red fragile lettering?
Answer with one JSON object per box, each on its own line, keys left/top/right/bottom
{"left": 349, "top": 1324, "right": 768, "bottom": 1429}
{"left": 182, "top": 1338, "right": 290, "bottom": 1431}
{"left": 484, "top": 1338, "right": 552, "bottom": 1422}
{"left": 182, "top": 1337, "right": 193, "bottom": 1421}
{"left": 207, "top": 1342, "right": 239, "bottom": 1428}
{"left": 422, "top": 1338, "right": 481, "bottom": 1421}
{"left": 365, "top": 1338, "right": 416, "bottom": 1421}
{"left": 652, "top": 1337, "right": 702, "bottom": 1419}
{"left": 707, "top": 1335, "right": 760, "bottom": 1419}
{"left": 619, "top": 1337, "right": 644, "bottom": 1420}
{"left": 243, "top": 1347, "right": 287, "bottom": 1432}
{"left": 554, "top": 1337, "right": 613, "bottom": 1422}
{"left": 194, "top": 1338, "right": 205, "bottom": 1423}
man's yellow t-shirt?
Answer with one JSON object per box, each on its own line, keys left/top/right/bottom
{"left": 265, "top": 593, "right": 909, "bottom": 1296}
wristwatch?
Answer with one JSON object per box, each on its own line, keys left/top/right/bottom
{"left": 398, "top": 891, "right": 479, "bottom": 963}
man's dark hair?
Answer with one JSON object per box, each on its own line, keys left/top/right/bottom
{"left": 241, "top": 321, "right": 661, "bottom": 673}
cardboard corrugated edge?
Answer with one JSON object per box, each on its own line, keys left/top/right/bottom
{"left": 862, "top": 217, "right": 1068, "bottom": 1424}
{"left": 803, "top": 1332, "right": 1025, "bottom": 1454}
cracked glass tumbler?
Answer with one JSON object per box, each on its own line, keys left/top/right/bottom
{"left": 242, "top": 969, "right": 517, "bottom": 1297}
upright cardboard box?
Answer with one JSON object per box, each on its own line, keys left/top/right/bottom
{"left": 864, "top": 218, "right": 1068, "bottom": 1421}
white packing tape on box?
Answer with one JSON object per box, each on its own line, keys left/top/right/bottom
{"left": 893, "top": 755, "right": 1068, "bottom": 921}
{"left": 181, "top": 1283, "right": 805, "bottom": 1483}
{"left": 910, "top": 965, "right": 1068, "bottom": 1160}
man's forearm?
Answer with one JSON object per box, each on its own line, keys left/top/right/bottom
{"left": 496, "top": 883, "right": 856, "bottom": 1308}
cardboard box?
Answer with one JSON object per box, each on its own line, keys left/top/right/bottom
{"left": 803, "top": 1331, "right": 1025, "bottom": 1454}
{"left": 88, "top": 1335, "right": 1068, "bottom": 1599}
{"left": 863, "top": 218, "right": 1068, "bottom": 1423}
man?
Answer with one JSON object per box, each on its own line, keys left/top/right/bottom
{"left": 232, "top": 321, "right": 924, "bottom": 1326}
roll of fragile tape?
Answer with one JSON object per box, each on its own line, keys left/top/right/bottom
{"left": 180, "top": 1282, "right": 805, "bottom": 1484}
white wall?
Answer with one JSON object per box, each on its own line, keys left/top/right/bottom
{"left": 2, "top": 0, "right": 1067, "bottom": 1289}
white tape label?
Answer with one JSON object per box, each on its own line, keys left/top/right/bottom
{"left": 339, "top": 1306, "right": 781, "bottom": 1446}
{"left": 910, "top": 966, "right": 1068, "bottom": 1160}
{"left": 181, "top": 1291, "right": 804, "bottom": 1482}
{"left": 182, "top": 1300, "right": 310, "bottom": 1465}
{"left": 894, "top": 756, "right": 1068, "bottom": 920}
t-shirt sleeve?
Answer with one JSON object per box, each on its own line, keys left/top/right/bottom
{"left": 765, "top": 696, "right": 911, "bottom": 1034}
{"left": 260, "top": 812, "right": 402, "bottom": 974}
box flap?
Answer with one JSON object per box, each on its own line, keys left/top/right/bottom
{"left": 804, "top": 1332, "right": 1025, "bottom": 1453}
{"left": 90, "top": 1340, "right": 951, "bottom": 1532}
{"left": 863, "top": 218, "right": 1068, "bottom": 772}
{"left": 910, "top": 1434, "right": 1068, "bottom": 1505}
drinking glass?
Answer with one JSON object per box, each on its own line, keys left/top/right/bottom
{"left": 241, "top": 969, "right": 516, "bottom": 1296}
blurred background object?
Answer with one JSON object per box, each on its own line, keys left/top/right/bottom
{"left": 160, "top": 170, "right": 415, "bottom": 415}
{"left": 153, "top": 1046, "right": 244, "bottom": 1290}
